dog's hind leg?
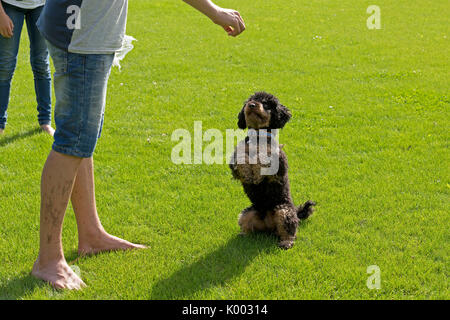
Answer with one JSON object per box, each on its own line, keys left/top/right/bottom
{"left": 272, "top": 205, "right": 299, "bottom": 249}
{"left": 238, "top": 207, "right": 266, "bottom": 235}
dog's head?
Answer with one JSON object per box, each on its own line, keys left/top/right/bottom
{"left": 237, "top": 92, "right": 291, "bottom": 130}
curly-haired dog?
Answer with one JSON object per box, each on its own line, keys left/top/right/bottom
{"left": 229, "top": 92, "right": 316, "bottom": 249}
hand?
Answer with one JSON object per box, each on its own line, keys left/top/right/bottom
{"left": 211, "top": 8, "right": 245, "bottom": 37}
{"left": 0, "top": 12, "right": 14, "bottom": 38}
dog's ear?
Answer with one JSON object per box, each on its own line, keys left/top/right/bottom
{"left": 237, "top": 105, "right": 247, "bottom": 129}
{"left": 271, "top": 104, "right": 292, "bottom": 129}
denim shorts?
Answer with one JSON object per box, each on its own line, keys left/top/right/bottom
{"left": 46, "top": 41, "right": 114, "bottom": 158}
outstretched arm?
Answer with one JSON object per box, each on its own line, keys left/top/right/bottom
{"left": 183, "top": 0, "right": 245, "bottom": 37}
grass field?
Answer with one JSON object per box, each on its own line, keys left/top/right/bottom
{"left": 0, "top": 0, "right": 448, "bottom": 300}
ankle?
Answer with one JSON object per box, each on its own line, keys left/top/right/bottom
{"left": 35, "top": 253, "right": 66, "bottom": 268}
{"left": 78, "top": 227, "right": 108, "bottom": 243}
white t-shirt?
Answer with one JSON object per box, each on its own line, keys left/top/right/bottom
{"left": 38, "top": 0, "right": 128, "bottom": 54}
{"left": 2, "top": 0, "right": 45, "bottom": 9}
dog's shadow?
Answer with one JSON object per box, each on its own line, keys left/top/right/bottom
{"left": 150, "top": 234, "right": 277, "bottom": 299}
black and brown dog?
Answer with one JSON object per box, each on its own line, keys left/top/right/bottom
{"left": 229, "top": 92, "right": 315, "bottom": 249}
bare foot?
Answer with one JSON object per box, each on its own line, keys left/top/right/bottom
{"left": 32, "top": 258, "right": 86, "bottom": 290}
{"left": 0, "top": 128, "right": 4, "bottom": 134}
{"left": 40, "top": 124, "right": 55, "bottom": 136}
{"left": 78, "top": 232, "right": 147, "bottom": 256}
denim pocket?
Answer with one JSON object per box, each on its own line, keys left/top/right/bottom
{"left": 84, "top": 53, "right": 114, "bottom": 76}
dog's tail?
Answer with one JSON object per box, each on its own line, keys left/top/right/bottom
{"left": 297, "top": 200, "right": 316, "bottom": 220}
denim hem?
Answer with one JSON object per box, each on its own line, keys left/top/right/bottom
{"left": 52, "top": 144, "right": 93, "bottom": 158}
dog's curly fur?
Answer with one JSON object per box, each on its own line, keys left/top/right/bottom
{"left": 229, "top": 92, "right": 316, "bottom": 249}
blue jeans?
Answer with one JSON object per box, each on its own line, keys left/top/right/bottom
{"left": 0, "top": 2, "right": 51, "bottom": 129}
{"left": 46, "top": 41, "right": 114, "bottom": 158}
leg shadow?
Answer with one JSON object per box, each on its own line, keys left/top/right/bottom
{"left": 150, "top": 234, "right": 277, "bottom": 299}
{"left": 0, "top": 273, "right": 47, "bottom": 300}
{"left": 0, "top": 127, "right": 41, "bottom": 148}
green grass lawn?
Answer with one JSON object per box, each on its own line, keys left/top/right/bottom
{"left": 0, "top": 0, "right": 448, "bottom": 299}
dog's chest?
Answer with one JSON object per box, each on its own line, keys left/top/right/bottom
{"left": 232, "top": 140, "right": 282, "bottom": 185}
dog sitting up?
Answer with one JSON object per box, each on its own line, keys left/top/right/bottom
{"left": 229, "top": 92, "right": 315, "bottom": 249}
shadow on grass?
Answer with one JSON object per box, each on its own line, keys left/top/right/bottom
{"left": 0, "top": 127, "right": 41, "bottom": 148}
{"left": 150, "top": 234, "right": 277, "bottom": 299}
{"left": 0, "top": 273, "right": 47, "bottom": 300}
{"left": 0, "top": 250, "right": 86, "bottom": 300}
{"left": 66, "top": 250, "right": 82, "bottom": 264}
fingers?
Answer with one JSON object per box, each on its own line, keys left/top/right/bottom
{"left": 0, "top": 28, "right": 12, "bottom": 38}
{"left": 6, "top": 26, "right": 13, "bottom": 38}
{"left": 7, "top": 25, "right": 13, "bottom": 38}
{"left": 1, "top": 20, "right": 14, "bottom": 38}
{"left": 229, "top": 20, "right": 241, "bottom": 37}
{"left": 227, "top": 11, "right": 246, "bottom": 37}
{"left": 214, "top": 9, "right": 245, "bottom": 37}
{"left": 236, "top": 12, "right": 246, "bottom": 32}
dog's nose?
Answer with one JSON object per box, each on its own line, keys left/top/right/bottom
{"left": 248, "top": 103, "right": 256, "bottom": 109}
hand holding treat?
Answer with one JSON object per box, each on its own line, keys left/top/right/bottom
{"left": 183, "top": 0, "right": 246, "bottom": 37}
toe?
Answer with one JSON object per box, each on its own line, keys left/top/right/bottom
{"left": 66, "top": 282, "right": 76, "bottom": 290}
{"left": 52, "top": 280, "right": 65, "bottom": 290}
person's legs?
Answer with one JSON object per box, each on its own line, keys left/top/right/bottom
{"left": 31, "top": 150, "right": 86, "bottom": 290}
{"left": 0, "top": 3, "right": 25, "bottom": 132}
{"left": 68, "top": 52, "right": 146, "bottom": 254}
{"left": 71, "top": 158, "right": 146, "bottom": 255}
{"left": 26, "top": 5, "right": 54, "bottom": 135}
{"left": 32, "top": 42, "right": 145, "bottom": 289}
